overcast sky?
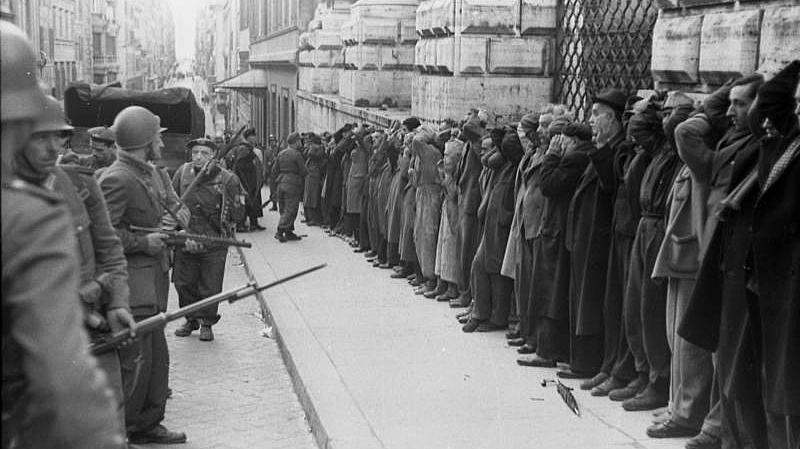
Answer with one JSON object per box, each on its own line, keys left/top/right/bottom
{"left": 167, "top": 0, "right": 203, "bottom": 61}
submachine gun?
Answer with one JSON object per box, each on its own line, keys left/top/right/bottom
{"left": 90, "top": 264, "right": 326, "bottom": 355}
{"left": 129, "top": 225, "right": 252, "bottom": 248}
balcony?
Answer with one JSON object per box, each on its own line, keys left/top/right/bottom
{"left": 93, "top": 54, "right": 119, "bottom": 72}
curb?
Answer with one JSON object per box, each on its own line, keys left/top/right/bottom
{"left": 235, "top": 246, "right": 383, "bottom": 449}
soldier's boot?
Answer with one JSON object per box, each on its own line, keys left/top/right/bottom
{"left": 174, "top": 319, "right": 199, "bottom": 337}
{"left": 199, "top": 325, "right": 214, "bottom": 342}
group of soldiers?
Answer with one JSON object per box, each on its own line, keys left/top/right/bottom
{"left": 2, "top": 22, "right": 247, "bottom": 447}
{"left": 293, "top": 61, "right": 799, "bottom": 449}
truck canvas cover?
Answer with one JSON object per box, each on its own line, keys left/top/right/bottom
{"left": 64, "top": 82, "right": 204, "bottom": 137}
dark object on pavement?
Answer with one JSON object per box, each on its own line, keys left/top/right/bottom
{"left": 90, "top": 264, "right": 327, "bottom": 354}
{"left": 541, "top": 379, "right": 581, "bottom": 417}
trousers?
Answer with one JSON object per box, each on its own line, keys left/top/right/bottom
{"left": 173, "top": 248, "right": 227, "bottom": 323}
{"left": 666, "top": 277, "right": 713, "bottom": 430}
{"left": 603, "top": 233, "right": 636, "bottom": 380}
{"left": 277, "top": 185, "right": 301, "bottom": 232}
{"left": 625, "top": 217, "right": 670, "bottom": 382}
{"left": 119, "top": 328, "right": 169, "bottom": 434}
{"left": 470, "top": 254, "right": 513, "bottom": 326}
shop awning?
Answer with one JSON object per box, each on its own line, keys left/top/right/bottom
{"left": 215, "top": 69, "right": 267, "bottom": 90}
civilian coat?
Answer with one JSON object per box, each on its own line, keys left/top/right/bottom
{"left": 566, "top": 135, "right": 619, "bottom": 336}
{"left": 475, "top": 161, "right": 517, "bottom": 274}
{"left": 303, "top": 143, "right": 326, "bottom": 209}
{"left": 346, "top": 135, "right": 370, "bottom": 214}
{"left": 387, "top": 151, "right": 409, "bottom": 244}
{"left": 533, "top": 147, "right": 590, "bottom": 320}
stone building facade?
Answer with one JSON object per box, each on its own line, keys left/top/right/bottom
{"left": 1, "top": 0, "right": 175, "bottom": 97}
{"left": 651, "top": 0, "right": 799, "bottom": 92}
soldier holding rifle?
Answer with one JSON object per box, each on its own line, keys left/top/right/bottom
{"left": 171, "top": 137, "right": 246, "bottom": 342}
{"left": 98, "top": 105, "right": 187, "bottom": 445}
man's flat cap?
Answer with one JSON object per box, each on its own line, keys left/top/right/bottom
{"left": 592, "top": 89, "right": 628, "bottom": 115}
{"left": 186, "top": 137, "right": 217, "bottom": 151}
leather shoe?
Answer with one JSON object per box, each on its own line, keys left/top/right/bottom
{"left": 449, "top": 294, "right": 470, "bottom": 308}
{"left": 274, "top": 232, "right": 286, "bottom": 242}
{"left": 556, "top": 368, "right": 594, "bottom": 379}
{"left": 409, "top": 277, "right": 423, "bottom": 287}
{"left": 199, "top": 325, "right": 214, "bottom": 341}
{"left": 622, "top": 381, "right": 668, "bottom": 411}
{"left": 128, "top": 425, "right": 187, "bottom": 445}
{"left": 378, "top": 263, "right": 393, "bottom": 269}
{"left": 507, "top": 337, "right": 526, "bottom": 347}
{"left": 591, "top": 375, "right": 627, "bottom": 397}
{"left": 685, "top": 431, "right": 721, "bottom": 449}
{"left": 462, "top": 318, "right": 480, "bottom": 333}
{"left": 580, "top": 372, "right": 609, "bottom": 390}
{"left": 174, "top": 320, "right": 199, "bottom": 337}
{"left": 517, "top": 354, "right": 556, "bottom": 367}
{"left": 457, "top": 314, "right": 471, "bottom": 324}
{"left": 390, "top": 270, "right": 410, "bottom": 279}
{"left": 505, "top": 329, "right": 521, "bottom": 340}
{"left": 353, "top": 247, "right": 366, "bottom": 253}
{"left": 284, "top": 231, "right": 302, "bottom": 241}
{"left": 646, "top": 420, "right": 699, "bottom": 439}
{"left": 516, "top": 343, "right": 536, "bottom": 354}
{"left": 609, "top": 373, "right": 648, "bottom": 401}
{"left": 435, "top": 291, "right": 455, "bottom": 302}
{"left": 364, "top": 251, "right": 377, "bottom": 258}
{"left": 477, "top": 321, "right": 507, "bottom": 332}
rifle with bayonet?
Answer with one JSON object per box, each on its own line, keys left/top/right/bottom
{"left": 90, "top": 264, "right": 327, "bottom": 355}
{"left": 130, "top": 225, "right": 252, "bottom": 248}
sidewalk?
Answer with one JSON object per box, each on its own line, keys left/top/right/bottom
{"left": 241, "top": 206, "right": 689, "bottom": 449}
{"left": 156, "top": 252, "right": 315, "bottom": 449}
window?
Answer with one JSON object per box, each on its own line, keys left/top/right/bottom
{"left": 107, "top": 36, "right": 116, "bottom": 57}
{"left": 93, "top": 33, "right": 102, "bottom": 55}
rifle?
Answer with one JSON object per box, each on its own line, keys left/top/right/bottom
{"left": 130, "top": 225, "right": 252, "bottom": 248}
{"left": 90, "top": 264, "right": 326, "bottom": 354}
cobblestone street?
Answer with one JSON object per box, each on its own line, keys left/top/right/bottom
{"left": 155, "top": 251, "right": 315, "bottom": 449}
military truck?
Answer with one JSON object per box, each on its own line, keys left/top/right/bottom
{"left": 64, "top": 82, "right": 205, "bottom": 175}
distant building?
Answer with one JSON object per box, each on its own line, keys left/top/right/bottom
{"left": 2, "top": 0, "right": 175, "bottom": 96}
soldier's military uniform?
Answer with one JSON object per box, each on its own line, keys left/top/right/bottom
{"left": 2, "top": 179, "right": 126, "bottom": 449}
{"left": 171, "top": 149, "right": 245, "bottom": 340}
{"left": 99, "top": 149, "right": 176, "bottom": 437}
{"left": 272, "top": 133, "right": 308, "bottom": 241}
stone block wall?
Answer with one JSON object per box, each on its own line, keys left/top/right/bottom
{"left": 338, "top": 0, "right": 420, "bottom": 107}
{"left": 651, "top": 0, "right": 800, "bottom": 91}
{"left": 298, "top": 3, "right": 352, "bottom": 95}
{"left": 412, "top": 0, "right": 557, "bottom": 123}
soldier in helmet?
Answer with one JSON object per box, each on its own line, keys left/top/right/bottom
{"left": 2, "top": 21, "right": 126, "bottom": 449}
{"left": 98, "top": 105, "right": 188, "bottom": 444}
{"left": 171, "top": 138, "right": 245, "bottom": 341}
{"left": 272, "top": 132, "right": 308, "bottom": 241}
{"left": 15, "top": 95, "right": 136, "bottom": 434}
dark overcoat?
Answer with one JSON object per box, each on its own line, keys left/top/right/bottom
{"left": 566, "top": 136, "right": 617, "bottom": 336}
{"left": 533, "top": 147, "right": 590, "bottom": 320}
{"left": 303, "top": 143, "right": 326, "bottom": 209}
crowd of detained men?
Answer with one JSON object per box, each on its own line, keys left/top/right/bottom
{"left": 256, "top": 62, "right": 798, "bottom": 449}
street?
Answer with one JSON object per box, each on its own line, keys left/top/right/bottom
{"left": 151, "top": 201, "right": 687, "bottom": 449}
{"left": 157, "top": 246, "right": 315, "bottom": 449}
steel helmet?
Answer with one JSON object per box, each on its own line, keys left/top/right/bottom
{"left": 110, "top": 106, "right": 166, "bottom": 150}
{"left": 32, "top": 96, "right": 74, "bottom": 134}
{"left": 1, "top": 21, "right": 47, "bottom": 123}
